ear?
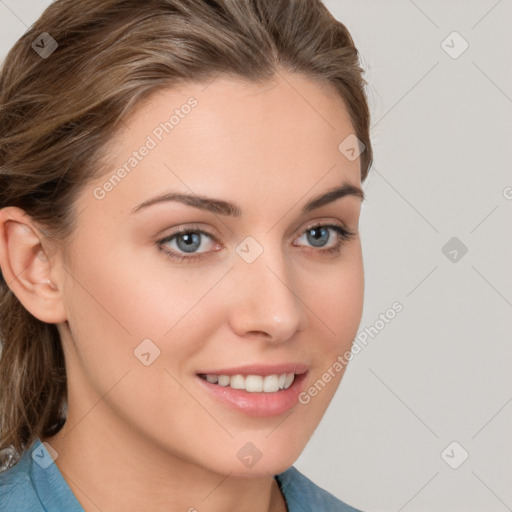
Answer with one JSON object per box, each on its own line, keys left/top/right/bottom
{"left": 0, "top": 206, "right": 67, "bottom": 324}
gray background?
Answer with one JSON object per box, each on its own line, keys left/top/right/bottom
{"left": 1, "top": 1, "right": 511, "bottom": 511}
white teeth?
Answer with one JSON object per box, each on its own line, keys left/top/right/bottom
{"left": 230, "top": 374, "right": 245, "bottom": 389}
{"left": 263, "top": 375, "right": 279, "bottom": 392}
{"left": 217, "top": 375, "right": 230, "bottom": 386}
{"left": 201, "top": 372, "right": 296, "bottom": 392}
{"left": 245, "top": 375, "right": 263, "bottom": 392}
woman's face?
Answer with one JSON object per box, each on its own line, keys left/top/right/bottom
{"left": 55, "top": 71, "right": 365, "bottom": 476}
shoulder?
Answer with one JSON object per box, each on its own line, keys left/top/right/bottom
{"left": 1, "top": 438, "right": 84, "bottom": 512}
{"left": 275, "top": 465, "right": 363, "bottom": 512}
{"left": 0, "top": 447, "right": 45, "bottom": 512}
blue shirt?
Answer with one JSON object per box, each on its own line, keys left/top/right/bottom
{"left": 0, "top": 438, "right": 362, "bottom": 511}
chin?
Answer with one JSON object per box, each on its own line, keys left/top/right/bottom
{"left": 204, "top": 438, "right": 306, "bottom": 478}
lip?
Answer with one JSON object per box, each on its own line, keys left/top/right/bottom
{"left": 195, "top": 363, "right": 309, "bottom": 376}
{"left": 195, "top": 364, "right": 309, "bottom": 418}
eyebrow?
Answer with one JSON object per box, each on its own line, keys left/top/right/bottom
{"left": 129, "top": 182, "right": 364, "bottom": 216}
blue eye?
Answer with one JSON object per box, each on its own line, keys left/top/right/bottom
{"left": 157, "top": 227, "right": 218, "bottom": 261}
{"left": 296, "top": 225, "right": 349, "bottom": 249}
{"left": 169, "top": 231, "right": 203, "bottom": 253}
{"left": 156, "top": 223, "right": 356, "bottom": 263}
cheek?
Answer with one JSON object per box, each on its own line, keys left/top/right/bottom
{"left": 61, "top": 241, "right": 220, "bottom": 442}
{"left": 302, "top": 246, "right": 364, "bottom": 355}
{"left": 294, "top": 266, "right": 363, "bottom": 434}
{"left": 62, "top": 236, "right": 228, "bottom": 379}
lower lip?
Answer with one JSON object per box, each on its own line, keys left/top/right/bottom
{"left": 196, "top": 373, "right": 308, "bottom": 417}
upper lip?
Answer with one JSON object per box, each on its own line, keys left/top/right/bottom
{"left": 196, "top": 363, "right": 309, "bottom": 376}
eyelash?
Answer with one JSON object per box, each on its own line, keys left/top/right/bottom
{"left": 155, "top": 222, "right": 357, "bottom": 263}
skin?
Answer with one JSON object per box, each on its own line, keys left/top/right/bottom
{"left": 0, "top": 70, "right": 365, "bottom": 512}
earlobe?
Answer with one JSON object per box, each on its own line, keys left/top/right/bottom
{"left": 0, "top": 206, "right": 67, "bottom": 324}
{"left": 40, "top": 278, "right": 58, "bottom": 290}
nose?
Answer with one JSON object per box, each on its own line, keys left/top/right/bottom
{"left": 227, "top": 245, "right": 309, "bottom": 343}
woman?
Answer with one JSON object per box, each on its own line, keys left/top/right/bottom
{"left": 0, "top": 0, "right": 373, "bottom": 510}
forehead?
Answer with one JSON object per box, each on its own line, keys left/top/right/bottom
{"left": 80, "top": 71, "right": 361, "bottom": 219}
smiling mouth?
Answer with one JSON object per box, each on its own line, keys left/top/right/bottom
{"left": 198, "top": 373, "right": 295, "bottom": 393}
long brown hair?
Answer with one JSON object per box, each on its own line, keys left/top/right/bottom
{"left": 0, "top": 0, "right": 373, "bottom": 471}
